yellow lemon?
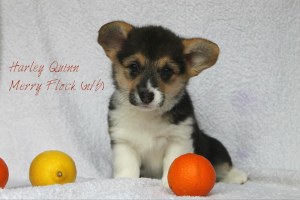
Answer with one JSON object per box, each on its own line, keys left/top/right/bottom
{"left": 29, "top": 150, "right": 77, "bottom": 186}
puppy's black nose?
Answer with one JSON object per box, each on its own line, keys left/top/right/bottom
{"left": 139, "top": 90, "right": 154, "bottom": 104}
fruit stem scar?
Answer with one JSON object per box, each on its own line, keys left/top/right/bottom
{"left": 57, "top": 171, "right": 63, "bottom": 177}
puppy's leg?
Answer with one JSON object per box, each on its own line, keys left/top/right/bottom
{"left": 113, "top": 143, "right": 141, "bottom": 178}
{"left": 206, "top": 136, "right": 248, "bottom": 184}
{"left": 214, "top": 163, "right": 248, "bottom": 184}
{"left": 161, "top": 141, "right": 193, "bottom": 188}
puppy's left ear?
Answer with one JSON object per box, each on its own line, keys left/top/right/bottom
{"left": 98, "top": 21, "right": 133, "bottom": 59}
{"left": 183, "top": 38, "right": 220, "bottom": 77}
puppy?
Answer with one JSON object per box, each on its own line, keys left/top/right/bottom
{"left": 98, "top": 21, "right": 247, "bottom": 188}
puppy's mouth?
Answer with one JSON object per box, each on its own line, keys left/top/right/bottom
{"left": 139, "top": 103, "right": 158, "bottom": 111}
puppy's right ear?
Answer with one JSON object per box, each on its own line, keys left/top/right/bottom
{"left": 98, "top": 21, "right": 133, "bottom": 59}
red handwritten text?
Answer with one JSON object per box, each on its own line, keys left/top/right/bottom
{"left": 9, "top": 61, "right": 44, "bottom": 77}
{"left": 8, "top": 61, "right": 105, "bottom": 96}
{"left": 49, "top": 61, "right": 79, "bottom": 72}
{"left": 9, "top": 80, "right": 42, "bottom": 96}
{"left": 81, "top": 79, "right": 104, "bottom": 91}
{"left": 46, "top": 79, "right": 76, "bottom": 90}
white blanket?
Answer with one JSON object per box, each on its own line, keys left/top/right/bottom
{"left": 1, "top": 0, "right": 300, "bottom": 199}
{"left": 1, "top": 169, "right": 300, "bottom": 199}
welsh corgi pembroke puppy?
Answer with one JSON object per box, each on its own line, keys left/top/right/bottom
{"left": 98, "top": 21, "right": 247, "bottom": 188}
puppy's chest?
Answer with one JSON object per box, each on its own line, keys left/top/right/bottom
{"left": 110, "top": 107, "right": 173, "bottom": 153}
{"left": 110, "top": 105, "right": 194, "bottom": 178}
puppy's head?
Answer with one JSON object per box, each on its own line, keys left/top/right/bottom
{"left": 98, "top": 21, "right": 219, "bottom": 111}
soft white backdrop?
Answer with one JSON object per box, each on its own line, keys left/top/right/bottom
{"left": 0, "top": 0, "right": 299, "bottom": 199}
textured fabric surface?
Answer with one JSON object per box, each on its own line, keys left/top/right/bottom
{"left": 1, "top": 169, "right": 300, "bottom": 199}
{"left": 0, "top": 0, "right": 299, "bottom": 198}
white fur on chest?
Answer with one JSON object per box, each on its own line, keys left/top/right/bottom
{"left": 109, "top": 104, "right": 194, "bottom": 178}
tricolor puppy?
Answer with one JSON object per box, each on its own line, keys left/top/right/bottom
{"left": 98, "top": 21, "right": 247, "bottom": 188}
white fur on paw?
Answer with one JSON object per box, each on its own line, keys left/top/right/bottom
{"left": 221, "top": 167, "right": 248, "bottom": 184}
{"left": 161, "top": 176, "right": 170, "bottom": 189}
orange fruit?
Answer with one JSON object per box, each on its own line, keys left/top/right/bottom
{"left": 168, "top": 153, "right": 216, "bottom": 196}
{"left": 29, "top": 150, "right": 77, "bottom": 186}
{"left": 0, "top": 158, "right": 9, "bottom": 189}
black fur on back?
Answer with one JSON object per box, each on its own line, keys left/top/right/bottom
{"left": 164, "top": 89, "right": 232, "bottom": 167}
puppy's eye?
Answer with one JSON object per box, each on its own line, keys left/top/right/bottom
{"left": 128, "top": 63, "right": 138, "bottom": 72}
{"left": 161, "top": 66, "right": 174, "bottom": 80}
{"left": 127, "top": 63, "right": 140, "bottom": 78}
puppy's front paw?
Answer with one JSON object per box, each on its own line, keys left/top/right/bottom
{"left": 221, "top": 167, "right": 248, "bottom": 184}
{"left": 161, "top": 176, "right": 170, "bottom": 189}
{"left": 114, "top": 167, "right": 140, "bottom": 178}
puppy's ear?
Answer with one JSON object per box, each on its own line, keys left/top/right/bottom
{"left": 183, "top": 38, "right": 219, "bottom": 77}
{"left": 98, "top": 21, "right": 133, "bottom": 59}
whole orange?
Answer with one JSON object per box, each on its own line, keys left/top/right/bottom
{"left": 168, "top": 153, "right": 216, "bottom": 196}
{"left": 0, "top": 158, "right": 9, "bottom": 189}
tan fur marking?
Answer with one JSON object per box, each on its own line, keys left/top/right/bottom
{"left": 155, "top": 57, "right": 189, "bottom": 100}
{"left": 113, "top": 62, "right": 130, "bottom": 90}
{"left": 112, "top": 57, "right": 143, "bottom": 92}
{"left": 122, "top": 53, "right": 146, "bottom": 67}
{"left": 157, "top": 57, "right": 180, "bottom": 74}
{"left": 160, "top": 74, "right": 189, "bottom": 101}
